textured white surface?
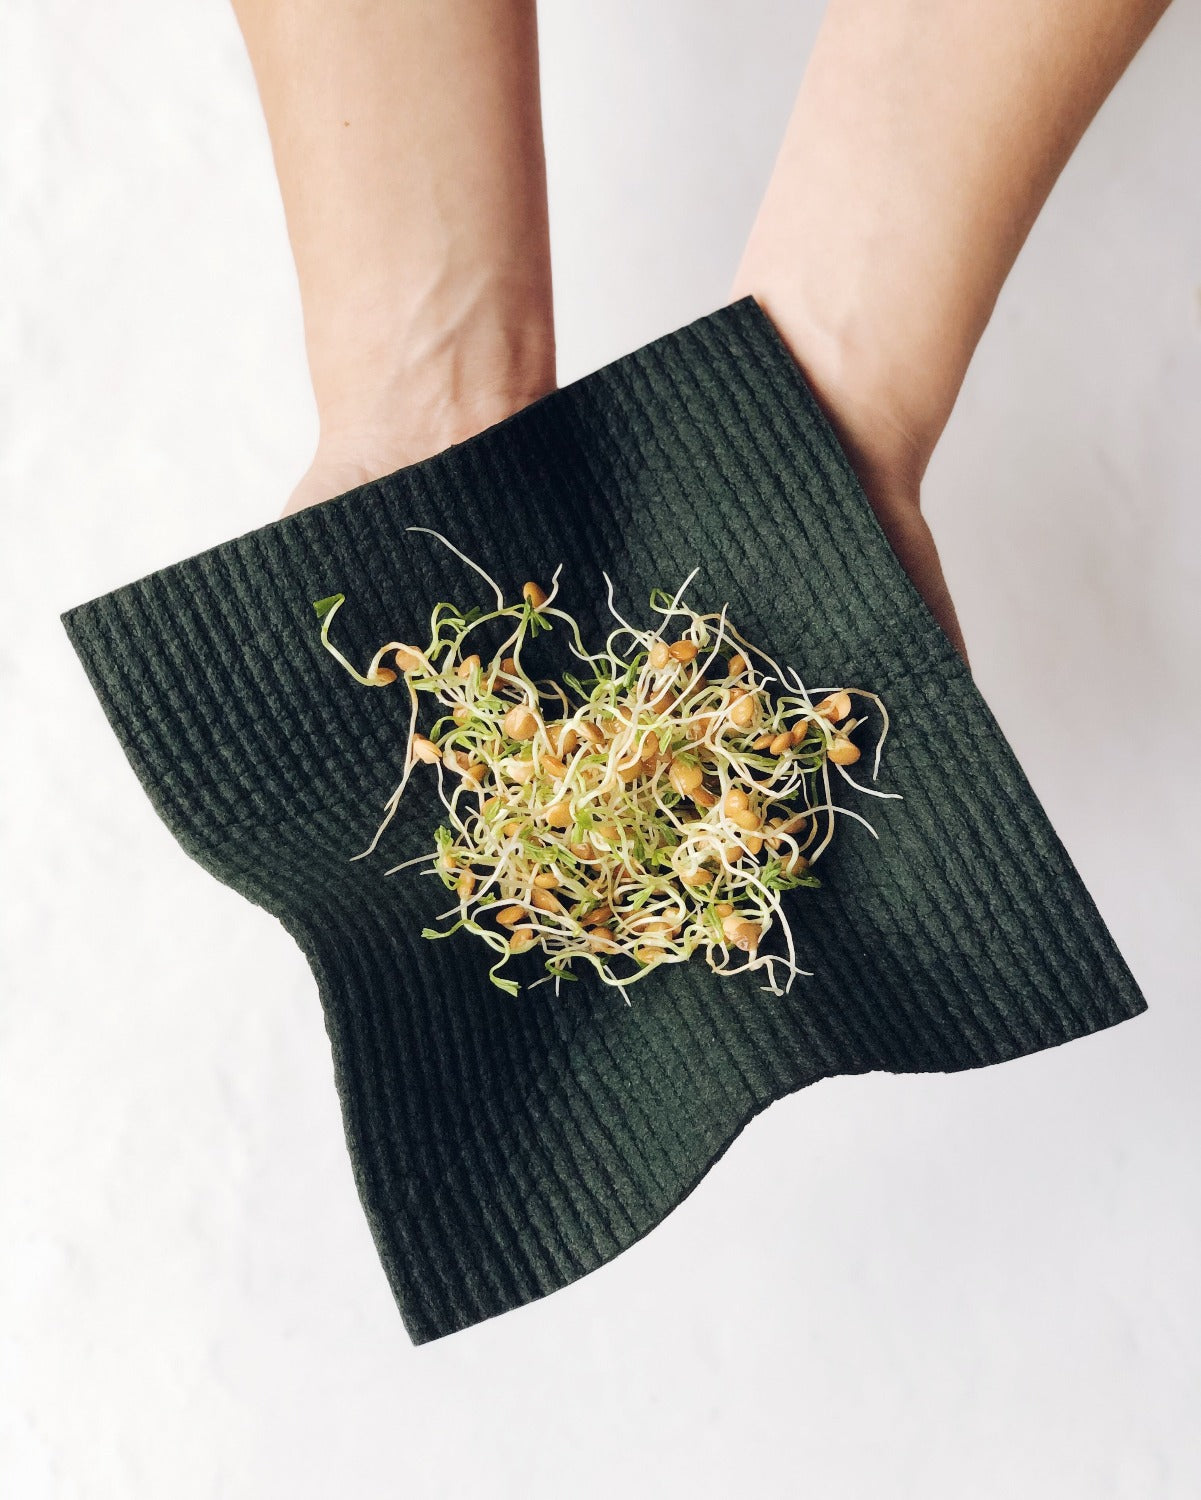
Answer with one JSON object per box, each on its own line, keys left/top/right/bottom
{"left": 3, "top": 2, "right": 1199, "bottom": 1495}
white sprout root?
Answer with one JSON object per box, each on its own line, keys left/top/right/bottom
{"left": 312, "top": 529, "right": 900, "bottom": 1002}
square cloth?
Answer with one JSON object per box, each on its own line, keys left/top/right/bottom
{"left": 61, "top": 296, "right": 1147, "bottom": 1343}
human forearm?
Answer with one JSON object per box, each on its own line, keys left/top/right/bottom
{"left": 732, "top": 0, "right": 1171, "bottom": 490}
{"left": 230, "top": 0, "right": 555, "bottom": 503}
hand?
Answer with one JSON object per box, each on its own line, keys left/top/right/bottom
{"left": 794, "top": 368, "right": 970, "bottom": 667}
{"left": 732, "top": 0, "right": 1171, "bottom": 676}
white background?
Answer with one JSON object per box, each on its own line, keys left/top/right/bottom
{"left": 3, "top": 2, "right": 1199, "bottom": 1496}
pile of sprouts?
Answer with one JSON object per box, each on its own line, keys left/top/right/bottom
{"left": 313, "top": 526, "right": 899, "bottom": 1001}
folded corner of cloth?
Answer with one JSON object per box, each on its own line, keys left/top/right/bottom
{"left": 60, "top": 294, "right": 1147, "bottom": 1344}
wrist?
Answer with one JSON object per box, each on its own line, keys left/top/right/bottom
{"left": 734, "top": 279, "right": 935, "bottom": 490}
{"left": 282, "top": 378, "right": 556, "bottom": 520}
{"left": 305, "top": 268, "right": 556, "bottom": 445}
{"left": 317, "top": 380, "right": 555, "bottom": 476}
{"left": 729, "top": 277, "right": 969, "bottom": 662}
{"left": 281, "top": 276, "right": 555, "bottom": 519}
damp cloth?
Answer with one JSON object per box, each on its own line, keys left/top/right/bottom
{"left": 60, "top": 296, "right": 1147, "bottom": 1344}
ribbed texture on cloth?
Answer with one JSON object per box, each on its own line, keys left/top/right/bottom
{"left": 61, "top": 296, "right": 1147, "bottom": 1343}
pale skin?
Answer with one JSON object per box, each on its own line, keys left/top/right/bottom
{"left": 231, "top": 0, "right": 1172, "bottom": 667}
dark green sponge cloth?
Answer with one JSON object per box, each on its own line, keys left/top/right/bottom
{"left": 60, "top": 296, "right": 1146, "bottom": 1344}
